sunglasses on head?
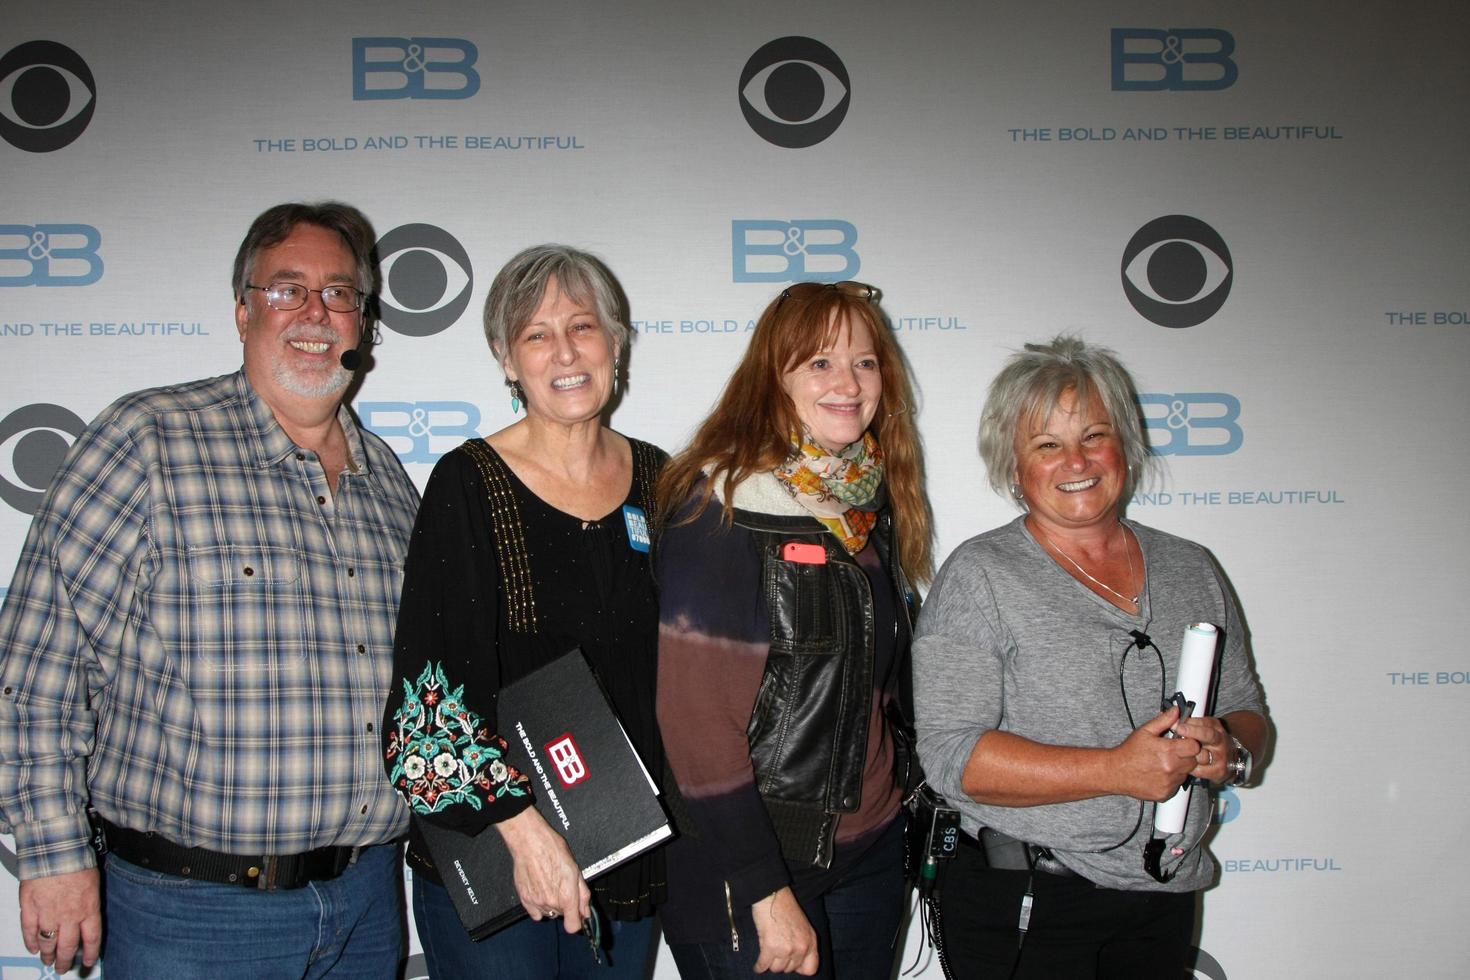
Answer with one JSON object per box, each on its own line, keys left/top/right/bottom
{"left": 777, "top": 280, "right": 882, "bottom": 305}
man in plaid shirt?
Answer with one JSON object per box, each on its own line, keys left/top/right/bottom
{"left": 0, "top": 202, "right": 421, "bottom": 977}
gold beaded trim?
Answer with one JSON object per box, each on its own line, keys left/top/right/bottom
{"left": 629, "top": 439, "right": 662, "bottom": 518}
{"left": 593, "top": 880, "right": 666, "bottom": 905}
{"left": 458, "top": 440, "right": 538, "bottom": 634}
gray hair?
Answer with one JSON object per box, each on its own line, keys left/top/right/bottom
{"left": 482, "top": 244, "right": 630, "bottom": 367}
{"left": 231, "top": 201, "right": 377, "bottom": 301}
{"left": 977, "top": 334, "right": 1155, "bottom": 506}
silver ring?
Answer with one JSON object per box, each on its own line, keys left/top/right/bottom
{"left": 38, "top": 929, "right": 56, "bottom": 941}
{"left": 545, "top": 910, "right": 559, "bottom": 919}
{"left": 1205, "top": 749, "right": 1214, "bottom": 766}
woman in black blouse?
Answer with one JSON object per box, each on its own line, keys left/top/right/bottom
{"left": 382, "top": 245, "right": 666, "bottom": 978}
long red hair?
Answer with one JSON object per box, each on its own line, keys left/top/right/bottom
{"left": 658, "top": 284, "right": 933, "bottom": 584}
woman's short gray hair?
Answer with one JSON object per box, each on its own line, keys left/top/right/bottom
{"left": 482, "top": 244, "right": 630, "bottom": 367}
{"left": 977, "top": 334, "right": 1155, "bottom": 505}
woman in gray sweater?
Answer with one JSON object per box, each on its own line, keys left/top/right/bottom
{"left": 912, "top": 336, "right": 1268, "bottom": 978}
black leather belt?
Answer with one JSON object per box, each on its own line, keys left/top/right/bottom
{"left": 101, "top": 821, "right": 360, "bottom": 890}
{"left": 959, "top": 828, "right": 1080, "bottom": 878}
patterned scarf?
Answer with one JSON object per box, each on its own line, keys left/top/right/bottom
{"left": 773, "top": 430, "right": 885, "bottom": 553}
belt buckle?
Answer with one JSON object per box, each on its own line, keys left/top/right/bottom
{"left": 250, "top": 846, "right": 358, "bottom": 889}
{"left": 253, "top": 855, "right": 288, "bottom": 891}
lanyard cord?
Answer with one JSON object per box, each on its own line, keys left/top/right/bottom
{"left": 1123, "top": 629, "right": 1206, "bottom": 883}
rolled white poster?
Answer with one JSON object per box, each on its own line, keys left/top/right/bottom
{"left": 1153, "top": 622, "right": 1219, "bottom": 835}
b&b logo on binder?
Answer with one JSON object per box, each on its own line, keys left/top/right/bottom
{"left": 546, "top": 735, "right": 588, "bottom": 787}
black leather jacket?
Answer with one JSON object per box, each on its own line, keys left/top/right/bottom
{"left": 733, "top": 504, "right": 916, "bottom": 869}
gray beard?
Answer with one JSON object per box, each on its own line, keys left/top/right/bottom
{"left": 273, "top": 359, "right": 352, "bottom": 399}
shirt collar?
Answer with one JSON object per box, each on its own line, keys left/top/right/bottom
{"left": 233, "top": 370, "right": 373, "bottom": 477}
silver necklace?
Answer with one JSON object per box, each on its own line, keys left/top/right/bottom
{"left": 1034, "top": 521, "right": 1139, "bottom": 606}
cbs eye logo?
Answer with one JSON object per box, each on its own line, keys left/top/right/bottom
{"left": 0, "top": 403, "right": 86, "bottom": 514}
{"left": 0, "top": 41, "right": 97, "bottom": 153}
{"left": 0, "top": 837, "right": 16, "bottom": 879}
{"left": 1189, "top": 947, "right": 1229, "bottom": 980}
{"left": 373, "top": 224, "right": 473, "bottom": 337}
{"left": 1121, "top": 215, "right": 1232, "bottom": 328}
{"left": 738, "top": 37, "right": 850, "bottom": 148}
{"left": 1214, "top": 785, "right": 1241, "bottom": 825}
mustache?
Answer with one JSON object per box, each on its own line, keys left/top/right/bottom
{"left": 281, "top": 325, "right": 345, "bottom": 346}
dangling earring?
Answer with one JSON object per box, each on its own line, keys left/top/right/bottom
{"left": 506, "top": 378, "right": 524, "bottom": 413}
{"left": 613, "top": 356, "right": 621, "bottom": 395}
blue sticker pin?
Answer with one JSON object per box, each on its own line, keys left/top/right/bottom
{"left": 622, "top": 504, "right": 651, "bottom": 553}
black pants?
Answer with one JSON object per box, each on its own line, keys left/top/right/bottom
{"left": 669, "top": 817, "right": 907, "bottom": 980}
{"left": 935, "top": 839, "right": 1195, "bottom": 979}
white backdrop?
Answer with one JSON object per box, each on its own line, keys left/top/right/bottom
{"left": 2, "top": 2, "right": 1468, "bottom": 977}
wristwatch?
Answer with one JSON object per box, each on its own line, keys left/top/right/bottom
{"left": 1226, "top": 735, "right": 1253, "bottom": 787}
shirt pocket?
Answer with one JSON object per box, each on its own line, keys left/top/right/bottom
{"left": 186, "top": 545, "right": 307, "bottom": 670}
{"left": 766, "top": 555, "right": 842, "bottom": 656}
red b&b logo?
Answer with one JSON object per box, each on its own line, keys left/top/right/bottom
{"left": 546, "top": 734, "right": 588, "bottom": 787}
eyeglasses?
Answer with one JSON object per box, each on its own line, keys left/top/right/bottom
{"left": 778, "top": 280, "right": 882, "bottom": 305}
{"left": 243, "top": 281, "right": 364, "bottom": 313}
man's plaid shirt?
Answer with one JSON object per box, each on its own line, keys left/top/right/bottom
{"left": 0, "top": 371, "right": 420, "bottom": 878}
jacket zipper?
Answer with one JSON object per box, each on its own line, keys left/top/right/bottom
{"left": 724, "top": 880, "right": 740, "bottom": 951}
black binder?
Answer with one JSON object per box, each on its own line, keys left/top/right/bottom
{"left": 413, "top": 649, "right": 672, "bottom": 939}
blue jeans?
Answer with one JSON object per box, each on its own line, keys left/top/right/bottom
{"left": 667, "top": 817, "right": 906, "bottom": 980}
{"left": 102, "top": 842, "right": 403, "bottom": 979}
{"left": 413, "top": 874, "right": 658, "bottom": 979}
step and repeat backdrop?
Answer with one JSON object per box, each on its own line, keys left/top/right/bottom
{"left": 3, "top": 1, "right": 1468, "bottom": 977}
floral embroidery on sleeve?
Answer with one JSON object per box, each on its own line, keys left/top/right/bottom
{"left": 386, "top": 662, "right": 530, "bottom": 814}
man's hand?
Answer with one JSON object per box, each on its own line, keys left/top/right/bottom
{"left": 19, "top": 868, "right": 102, "bottom": 974}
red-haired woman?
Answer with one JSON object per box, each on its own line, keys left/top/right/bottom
{"left": 655, "top": 282, "right": 933, "bottom": 978}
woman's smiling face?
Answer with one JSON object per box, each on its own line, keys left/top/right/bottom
{"left": 1014, "top": 385, "right": 1128, "bottom": 534}
{"left": 780, "top": 313, "right": 882, "bottom": 454}
{"left": 504, "top": 276, "right": 617, "bottom": 427}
